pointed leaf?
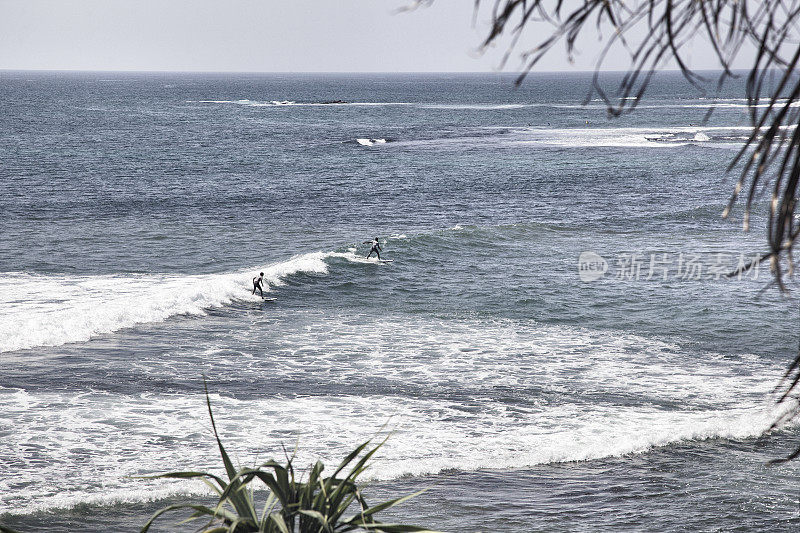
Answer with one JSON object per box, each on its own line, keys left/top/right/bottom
{"left": 269, "top": 513, "right": 291, "bottom": 533}
{"left": 354, "top": 490, "right": 428, "bottom": 519}
{"left": 140, "top": 504, "right": 230, "bottom": 533}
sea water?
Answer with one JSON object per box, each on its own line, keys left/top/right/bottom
{"left": 0, "top": 71, "right": 798, "bottom": 531}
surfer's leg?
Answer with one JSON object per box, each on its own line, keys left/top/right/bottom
{"left": 258, "top": 286, "right": 263, "bottom": 297}
{"left": 375, "top": 249, "right": 381, "bottom": 260}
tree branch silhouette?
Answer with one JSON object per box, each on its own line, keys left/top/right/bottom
{"left": 413, "top": 0, "right": 800, "bottom": 457}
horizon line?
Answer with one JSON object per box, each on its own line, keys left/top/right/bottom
{"left": 0, "top": 67, "right": 749, "bottom": 75}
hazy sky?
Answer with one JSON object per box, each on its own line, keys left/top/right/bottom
{"left": 0, "top": 0, "right": 752, "bottom": 72}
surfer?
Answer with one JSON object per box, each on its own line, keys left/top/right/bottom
{"left": 364, "top": 237, "right": 382, "bottom": 259}
{"left": 252, "top": 272, "right": 265, "bottom": 297}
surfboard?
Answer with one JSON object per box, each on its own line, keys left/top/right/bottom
{"left": 378, "top": 259, "right": 394, "bottom": 263}
{"left": 262, "top": 297, "right": 277, "bottom": 302}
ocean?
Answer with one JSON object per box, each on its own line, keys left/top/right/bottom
{"left": 0, "top": 71, "right": 798, "bottom": 531}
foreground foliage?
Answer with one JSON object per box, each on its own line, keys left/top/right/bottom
{"left": 141, "top": 383, "right": 434, "bottom": 533}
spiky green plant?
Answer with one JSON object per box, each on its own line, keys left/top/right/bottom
{"left": 141, "top": 382, "right": 436, "bottom": 533}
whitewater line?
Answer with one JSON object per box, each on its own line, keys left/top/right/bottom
{"left": 0, "top": 250, "right": 369, "bottom": 353}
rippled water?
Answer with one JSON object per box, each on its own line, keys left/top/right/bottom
{"left": 1, "top": 71, "right": 798, "bottom": 531}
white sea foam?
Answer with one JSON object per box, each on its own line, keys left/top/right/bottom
{"left": 656, "top": 100, "right": 800, "bottom": 109}
{"left": 192, "top": 100, "right": 413, "bottom": 108}
{"left": 591, "top": 97, "right": 800, "bottom": 110}
{"left": 389, "top": 125, "right": 781, "bottom": 150}
{"left": 329, "top": 251, "right": 391, "bottom": 264}
{"left": 420, "top": 103, "right": 528, "bottom": 110}
{"left": 191, "top": 98, "right": 800, "bottom": 112}
{"left": 510, "top": 126, "right": 753, "bottom": 148}
{"left": 356, "top": 138, "right": 387, "bottom": 146}
{"left": 0, "top": 251, "right": 360, "bottom": 353}
{"left": 0, "top": 314, "right": 790, "bottom": 514}
{"left": 1, "top": 391, "right": 786, "bottom": 514}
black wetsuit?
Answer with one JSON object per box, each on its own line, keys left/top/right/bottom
{"left": 252, "top": 275, "right": 264, "bottom": 296}
{"left": 366, "top": 240, "right": 382, "bottom": 259}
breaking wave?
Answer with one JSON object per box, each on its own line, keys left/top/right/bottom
{"left": 0, "top": 314, "right": 789, "bottom": 514}
{"left": 0, "top": 251, "right": 371, "bottom": 353}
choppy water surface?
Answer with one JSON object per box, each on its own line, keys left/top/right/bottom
{"left": 1, "top": 72, "right": 798, "bottom": 531}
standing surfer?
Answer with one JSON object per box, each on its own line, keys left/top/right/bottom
{"left": 252, "top": 272, "right": 265, "bottom": 297}
{"left": 364, "top": 237, "right": 382, "bottom": 259}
